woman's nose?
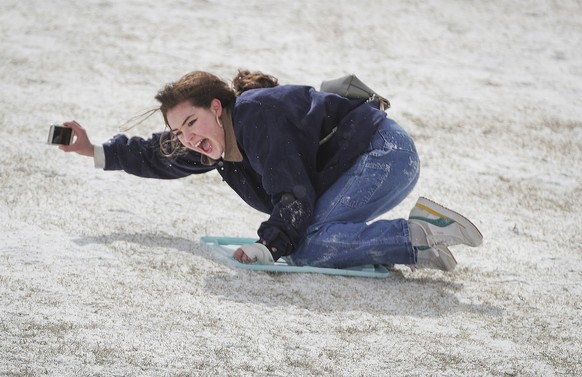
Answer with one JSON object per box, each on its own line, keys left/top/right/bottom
{"left": 181, "top": 128, "right": 195, "bottom": 142}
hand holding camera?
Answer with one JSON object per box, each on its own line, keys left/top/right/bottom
{"left": 48, "top": 121, "right": 95, "bottom": 157}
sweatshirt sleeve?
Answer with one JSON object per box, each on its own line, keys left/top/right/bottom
{"left": 99, "top": 132, "right": 215, "bottom": 179}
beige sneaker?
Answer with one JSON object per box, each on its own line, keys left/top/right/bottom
{"left": 409, "top": 197, "right": 483, "bottom": 248}
{"left": 416, "top": 245, "right": 458, "bottom": 272}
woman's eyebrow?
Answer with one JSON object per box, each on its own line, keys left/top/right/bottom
{"left": 181, "top": 114, "right": 195, "bottom": 127}
{"left": 171, "top": 113, "right": 195, "bottom": 133}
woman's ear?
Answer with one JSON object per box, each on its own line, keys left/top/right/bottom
{"left": 211, "top": 98, "right": 222, "bottom": 117}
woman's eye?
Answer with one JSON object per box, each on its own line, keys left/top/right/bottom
{"left": 188, "top": 119, "right": 196, "bottom": 127}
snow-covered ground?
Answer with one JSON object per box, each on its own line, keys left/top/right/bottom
{"left": 1, "top": 0, "right": 581, "bottom": 375}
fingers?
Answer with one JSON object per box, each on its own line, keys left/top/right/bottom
{"left": 64, "top": 121, "right": 86, "bottom": 143}
{"left": 58, "top": 120, "right": 94, "bottom": 157}
{"left": 63, "top": 120, "right": 83, "bottom": 131}
{"left": 233, "top": 248, "right": 258, "bottom": 264}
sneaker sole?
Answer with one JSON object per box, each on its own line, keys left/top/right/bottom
{"left": 414, "top": 197, "right": 483, "bottom": 247}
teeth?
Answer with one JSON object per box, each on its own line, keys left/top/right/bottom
{"left": 195, "top": 139, "right": 203, "bottom": 148}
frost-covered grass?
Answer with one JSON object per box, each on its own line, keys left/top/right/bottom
{"left": 1, "top": 0, "right": 581, "bottom": 376}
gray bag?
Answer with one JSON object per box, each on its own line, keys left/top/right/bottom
{"left": 320, "top": 74, "right": 390, "bottom": 111}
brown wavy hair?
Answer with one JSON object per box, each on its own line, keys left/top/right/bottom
{"left": 156, "top": 70, "right": 278, "bottom": 157}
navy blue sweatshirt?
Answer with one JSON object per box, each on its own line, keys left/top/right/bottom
{"left": 102, "top": 85, "right": 387, "bottom": 260}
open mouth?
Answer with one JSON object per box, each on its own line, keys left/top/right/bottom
{"left": 195, "top": 138, "right": 212, "bottom": 155}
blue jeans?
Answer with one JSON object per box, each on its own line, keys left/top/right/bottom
{"left": 287, "top": 118, "right": 420, "bottom": 268}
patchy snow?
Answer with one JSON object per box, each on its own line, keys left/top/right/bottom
{"left": 1, "top": 0, "right": 581, "bottom": 375}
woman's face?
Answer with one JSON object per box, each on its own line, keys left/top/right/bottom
{"left": 166, "top": 99, "right": 225, "bottom": 160}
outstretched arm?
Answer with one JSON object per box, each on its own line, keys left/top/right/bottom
{"left": 57, "top": 120, "right": 215, "bottom": 179}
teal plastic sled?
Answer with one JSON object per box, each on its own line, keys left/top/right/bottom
{"left": 200, "top": 236, "right": 390, "bottom": 278}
